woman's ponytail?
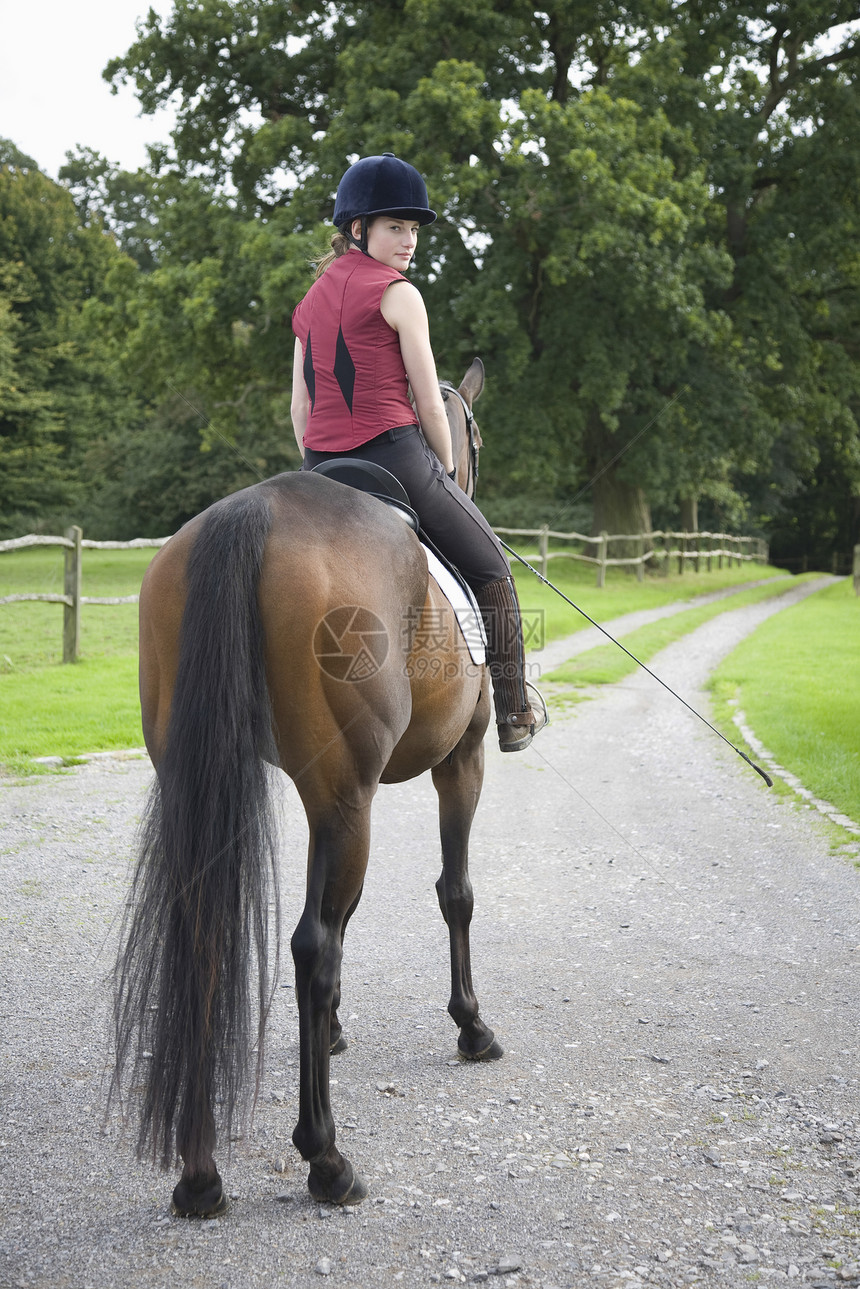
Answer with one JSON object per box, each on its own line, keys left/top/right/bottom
{"left": 313, "top": 230, "right": 352, "bottom": 278}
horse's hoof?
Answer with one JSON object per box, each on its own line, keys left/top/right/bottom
{"left": 458, "top": 1034, "right": 504, "bottom": 1062}
{"left": 308, "top": 1160, "right": 368, "bottom": 1206}
{"left": 330, "top": 1033, "right": 348, "bottom": 1055}
{"left": 171, "top": 1177, "right": 227, "bottom": 1218}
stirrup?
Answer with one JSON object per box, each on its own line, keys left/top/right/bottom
{"left": 497, "top": 684, "right": 548, "bottom": 753}
{"left": 526, "top": 683, "right": 548, "bottom": 734}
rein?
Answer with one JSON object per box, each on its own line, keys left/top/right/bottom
{"left": 441, "top": 383, "right": 480, "bottom": 499}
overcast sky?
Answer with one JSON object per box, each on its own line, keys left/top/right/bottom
{"left": 0, "top": 0, "right": 178, "bottom": 178}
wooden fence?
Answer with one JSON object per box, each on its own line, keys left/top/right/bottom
{"left": 0, "top": 528, "right": 169, "bottom": 663}
{"left": 494, "top": 526, "right": 769, "bottom": 587}
{"left": 2, "top": 523, "right": 769, "bottom": 663}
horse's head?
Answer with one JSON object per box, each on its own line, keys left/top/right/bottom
{"left": 441, "top": 358, "right": 484, "bottom": 500}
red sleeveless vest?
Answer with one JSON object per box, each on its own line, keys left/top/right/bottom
{"left": 292, "top": 252, "right": 419, "bottom": 450}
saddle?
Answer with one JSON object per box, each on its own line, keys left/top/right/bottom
{"left": 311, "top": 458, "right": 419, "bottom": 532}
{"left": 310, "top": 458, "right": 486, "bottom": 663}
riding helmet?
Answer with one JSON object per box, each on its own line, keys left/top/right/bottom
{"left": 333, "top": 153, "right": 437, "bottom": 230}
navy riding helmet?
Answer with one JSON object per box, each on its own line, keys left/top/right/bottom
{"left": 333, "top": 153, "right": 437, "bottom": 231}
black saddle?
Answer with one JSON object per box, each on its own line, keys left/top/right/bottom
{"left": 311, "top": 459, "right": 420, "bottom": 532}
{"left": 310, "top": 458, "right": 478, "bottom": 611}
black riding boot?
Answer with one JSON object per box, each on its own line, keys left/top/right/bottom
{"left": 475, "top": 576, "right": 545, "bottom": 753}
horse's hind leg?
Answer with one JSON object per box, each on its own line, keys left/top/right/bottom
{"left": 291, "top": 804, "right": 373, "bottom": 1205}
{"left": 431, "top": 695, "right": 503, "bottom": 1062}
{"left": 330, "top": 884, "right": 363, "bottom": 1056}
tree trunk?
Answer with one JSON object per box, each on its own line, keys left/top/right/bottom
{"left": 585, "top": 409, "right": 652, "bottom": 562}
{"left": 680, "top": 495, "right": 698, "bottom": 533}
{"left": 590, "top": 470, "right": 652, "bottom": 560}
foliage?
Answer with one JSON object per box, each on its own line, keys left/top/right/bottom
{"left": 2, "top": 4, "right": 860, "bottom": 553}
{"left": 0, "top": 141, "right": 144, "bottom": 535}
{"left": 90, "top": 1, "right": 860, "bottom": 543}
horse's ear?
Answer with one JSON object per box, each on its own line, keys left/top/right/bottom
{"left": 459, "top": 357, "right": 484, "bottom": 407}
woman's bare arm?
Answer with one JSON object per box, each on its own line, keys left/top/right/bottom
{"left": 290, "top": 337, "right": 310, "bottom": 455}
{"left": 381, "top": 281, "right": 454, "bottom": 474}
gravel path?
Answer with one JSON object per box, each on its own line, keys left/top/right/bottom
{"left": 1, "top": 577, "right": 858, "bottom": 1289}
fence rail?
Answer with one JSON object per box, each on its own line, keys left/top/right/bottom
{"left": 0, "top": 528, "right": 171, "bottom": 662}
{"left": 2, "top": 523, "right": 769, "bottom": 663}
{"left": 494, "top": 525, "right": 769, "bottom": 586}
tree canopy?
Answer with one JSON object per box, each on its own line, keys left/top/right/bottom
{"left": 0, "top": 140, "right": 145, "bottom": 533}
{"left": 3, "top": 3, "right": 859, "bottom": 563}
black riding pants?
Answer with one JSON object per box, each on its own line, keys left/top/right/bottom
{"left": 302, "top": 426, "right": 510, "bottom": 591}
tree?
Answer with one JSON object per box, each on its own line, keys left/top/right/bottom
{"left": 96, "top": 2, "right": 860, "bottom": 544}
{"left": 56, "top": 146, "right": 304, "bottom": 535}
{"left": 0, "top": 144, "right": 142, "bottom": 533}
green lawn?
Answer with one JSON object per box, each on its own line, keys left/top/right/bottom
{"left": 0, "top": 657, "right": 144, "bottom": 767}
{"left": 0, "top": 547, "right": 154, "bottom": 772}
{"left": 709, "top": 577, "right": 860, "bottom": 824}
{"left": 0, "top": 546, "right": 156, "bottom": 670}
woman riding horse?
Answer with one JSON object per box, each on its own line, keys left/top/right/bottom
{"left": 112, "top": 155, "right": 543, "bottom": 1220}
{"left": 291, "top": 152, "right": 544, "bottom": 753}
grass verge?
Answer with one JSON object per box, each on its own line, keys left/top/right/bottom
{"left": 708, "top": 577, "right": 860, "bottom": 826}
{"left": 0, "top": 657, "right": 144, "bottom": 776}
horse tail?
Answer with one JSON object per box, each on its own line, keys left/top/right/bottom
{"left": 113, "top": 487, "right": 280, "bottom": 1172}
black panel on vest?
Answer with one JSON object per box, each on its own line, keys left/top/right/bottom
{"left": 303, "top": 333, "right": 316, "bottom": 409}
{"left": 334, "top": 326, "right": 356, "bottom": 413}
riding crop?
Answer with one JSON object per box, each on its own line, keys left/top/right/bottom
{"left": 499, "top": 540, "right": 774, "bottom": 788}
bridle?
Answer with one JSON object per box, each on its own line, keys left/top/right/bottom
{"left": 440, "top": 383, "right": 480, "bottom": 499}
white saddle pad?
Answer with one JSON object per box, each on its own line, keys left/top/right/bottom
{"left": 422, "top": 547, "right": 487, "bottom": 666}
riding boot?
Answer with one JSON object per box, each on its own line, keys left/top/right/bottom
{"left": 474, "top": 576, "right": 546, "bottom": 753}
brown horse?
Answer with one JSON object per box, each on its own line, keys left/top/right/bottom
{"left": 112, "top": 358, "right": 502, "bottom": 1217}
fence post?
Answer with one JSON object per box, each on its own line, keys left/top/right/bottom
{"left": 854, "top": 544, "right": 860, "bottom": 596}
{"left": 678, "top": 531, "right": 687, "bottom": 576}
{"left": 596, "top": 531, "right": 608, "bottom": 588}
{"left": 539, "top": 525, "right": 549, "bottom": 579}
{"left": 63, "top": 525, "right": 82, "bottom": 663}
{"left": 636, "top": 533, "right": 645, "bottom": 583}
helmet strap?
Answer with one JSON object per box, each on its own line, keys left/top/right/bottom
{"left": 345, "top": 216, "right": 369, "bottom": 255}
